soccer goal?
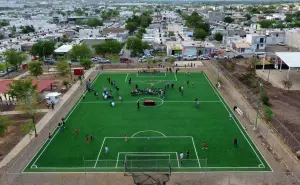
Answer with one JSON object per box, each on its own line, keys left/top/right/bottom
{"left": 124, "top": 153, "right": 171, "bottom": 175}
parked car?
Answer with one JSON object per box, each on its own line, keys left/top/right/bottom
{"left": 120, "top": 57, "right": 131, "bottom": 63}
{"left": 91, "top": 57, "right": 99, "bottom": 63}
{"left": 98, "top": 58, "right": 111, "bottom": 63}
{"left": 214, "top": 55, "right": 228, "bottom": 60}
{"left": 277, "top": 42, "right": 286, "bottom": 46}
{"left": 182, "top": 55, "right": 189, "bottom": 60}
{"left": 138, "top": 58, "right": 147, "bottom": 63}
{"left": 192, "top": 55, "right": 198, "bottom": 60}
{"left": 233, "top": 55, "right": 244, "bottom": 59}
{"left": 44, "top": 58, "right": 55, "bottom": 65}
{"left": 0, "top": 71, "right": 7, "bottom": 77}
{"left": 220, "top": 45, "right": 226, "bottom": 49}
{"left": 225, "top": 48, "right": 231, "bottom": 52}
{"left": 198, "top": 55, "right": 210, "bottom": 60}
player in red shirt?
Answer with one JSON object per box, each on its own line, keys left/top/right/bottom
{"left": 75, "top": 128, "right": 78, "bottom": 135}
{"left": 202, "top": 142, "right": 208, "bottom": 150}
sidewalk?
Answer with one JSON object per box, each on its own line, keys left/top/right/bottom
{"left": 0, "top": 109, "right": 49, "bottom": 116}
{"left": 12, "top": 71, "right": 29, "bottom": 80}
{"left": 0, "top": 65, "right": 97, "bottom": 168}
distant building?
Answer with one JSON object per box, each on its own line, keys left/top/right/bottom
{"left": 266, "top": 30, "right": 285, "bottom": 45}
{"left": 208, "top": 11, "right": 224, "bottom": 22}
{"left": 284, "top": 29, "right": 300, "bottom": 49}
{"left": 54, "top": 45, "right": 72, "bottom": 59}
{"left": 246, "top": 34, "right": 266, "bottom": 51}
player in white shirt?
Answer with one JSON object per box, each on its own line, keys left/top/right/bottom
{"left": 229, "top": 113, "right": 232, "bottom": 120}
{"left": 179, "top": 152, "right": 184, "bottom": 164}
{"left": 105, "top": 145, "right": 109, "bottom": 153}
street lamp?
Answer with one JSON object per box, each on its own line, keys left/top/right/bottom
{"left": 254, "top": 83, "right": 263, "bottom": 131}
{"left": 68, "top": 61, "right": 72, "bottom": 80}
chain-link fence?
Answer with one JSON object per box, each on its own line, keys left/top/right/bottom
{"left": 4, "top": 171, "right": 300, "bottom": 185}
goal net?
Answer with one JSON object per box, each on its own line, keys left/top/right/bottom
{"left": 124, "top": 154, "right": 171, "bottom": 175}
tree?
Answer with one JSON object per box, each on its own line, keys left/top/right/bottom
{"left": 86, "top": 18, "right": 103, "bottom": 27}
{"left": 264, "top": 106, "right": 273, "bottom": 121}
{"left": 17, "top": 89, "right": 39, "bottom": 137}
{"left": 0, "top": 115, "right": 12, "bottom": 136}
{"left": 30, "top": 40, "right": 56, "bottom": 59}
{"left": 20, "top": 25, "right": 35, "bottom": 34}
{"left": 80, "top": 58, "right": 92, "bottom": 69}
{"left": 0, "top": 22, "right": 9, "bottom": 27}
{"left": 20, "top": 120, "right": 35, "bottom": 138}
{"left": 7, "top": 78, "right": 37, "bottom": 100}
{"left": 224, "top": 17, "right": 234, "bottom": 23}
{"left": 168, "top": 32, "right": 175, "bottom": 37}
{"left": 194, "top": 28, "right": 207, "bottom": 41}
{"left": 215, "top": 32, "right": 223, "bottom": 42}
{"left": 125, "top": 22, "right": 139, "bottom": 34}
{"left": 126, "top": 37, "right": 150, "bottom": 56}
{"left": 70, "top": 43, "right": 91, "bottom": 60}
{"left": 56, "top": 59, "right": 70, "bottom": 77}
{"left": 258, "top": 20, "right": 275, "bottom": 29}
{"left": 282, "top": 78, "right": 293, "bottom": 91}
{"left": 93, "top": 40, "right": 122, "bottom": 58}
{"left": 3, "top": 49, "right": 27, "bottom": 71}
{"left": 169, "top": 56, "right": 175, "bottom": 64}
{"left": 28, "top": 61, "right": 43, "bottom": 78}
{"left": 245, "top": 14, "right": 252, "bottom": 21}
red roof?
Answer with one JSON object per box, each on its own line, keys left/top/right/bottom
{"left": 0, "top": 79, "right": 55, "bottom": 94}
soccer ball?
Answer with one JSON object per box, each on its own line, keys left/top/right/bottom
{"left": 111, "top": 102, "right": 115, "bottom": 106}
{"left": 104, "top": 95, "right": 107, "bottom": 99}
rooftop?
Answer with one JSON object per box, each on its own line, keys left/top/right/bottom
{"left": 54, "top": 45, "right": 73, "bottom": 53}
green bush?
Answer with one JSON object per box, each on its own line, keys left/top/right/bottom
{"left": 264, "top": 106, "right": 273, "bottom": 121}
{"left": 262, "top": 94, "right": 270, "bottom": 106}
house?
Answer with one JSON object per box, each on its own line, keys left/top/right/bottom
{"left": 208, "top": 11, "right": 224, "bottom": 22}
{"left": 102, "top": 28, "right": 126, "bottom": 35}
{"left": 266, "top": 29, "right": 285, "bottom": 45}
{"left": 54, "top": 45, "right": 72, "bottom": 59}
{"left": 284, "top": 29, "right": 300, "bottom": 49}
{"left": 231, "top": 41, "right": 253, "bottom": 54}
{"left": 246, "top": 34, "right": 266, "bottom": 51}
{"left": 166, "top": 41, "right": 215, "bottom": 56}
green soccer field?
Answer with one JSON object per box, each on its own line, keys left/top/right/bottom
{"left": 24, "top": 72, "right": 272, "bottom": 173}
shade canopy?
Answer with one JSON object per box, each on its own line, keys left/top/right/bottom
{"left": 275, "top": 52, "right": 300, "bottom": 68}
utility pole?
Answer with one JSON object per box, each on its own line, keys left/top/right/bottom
{"left": 254, "top": 83, "right": 263, "bottom": 131}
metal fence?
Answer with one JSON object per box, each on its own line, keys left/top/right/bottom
{"left": 210, "top": 60, "right": 300, "bottom": 153}
{"left": 4, "top": 171, "right": 300, "bottom": 185}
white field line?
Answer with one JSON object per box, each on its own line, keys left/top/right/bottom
{"left": 191, "top": 137, "right": 201, "bottom": 167}
{"left": 94, "top": 137, "right": 106, "bottom": 168}
{"left": 124, "top": 73, "right": 129, "bottom": 82}
{"left": 131, "top": 130, "right": 166, "bottom": 137}
{"left": 28, "top": 74, "right": 102, "bottom": 170}
{"left": 116, "top": 153, "right": 120, "bottom": 168}
{"left": 176, "top": 152, "right": 180, "bottom": 167}
{"left": 30, "top": 128, "right": 60, "bottom": 168}
{"left": 204, "top": 74, "right": 267, "bottom": 168}
{"left": 105, "top": 136, "right": 193, "bottom": 139}
{"left": 80, "top": 100, "right": 221, "bottom": 104}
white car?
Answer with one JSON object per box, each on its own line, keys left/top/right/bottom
{"left": 277, "top": 42, "right": 286, "bottom": 46}
{"left": 214, "top": 55, "right": 228, "bottom": 60}
{"left": 225, "top": 48, "right": 231, "bottom": 52}
{"left": 91, "top": 58, "right": 99, "bottom": 63}
{"left": 220, "top": 45, "right": 226, "bottom": 49}
{"left": 198, "top": 55, "right": 210, "bottom": 60}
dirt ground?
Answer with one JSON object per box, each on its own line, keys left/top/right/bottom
{"left": 221, "top": 59, "right": 300, "bottom": 153}
{"left": 0, "top": 113, "right": 45, "bottom": 163}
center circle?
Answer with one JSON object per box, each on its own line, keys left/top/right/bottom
{"left": 137, "top": 97, "right": 164, "bottom": 107}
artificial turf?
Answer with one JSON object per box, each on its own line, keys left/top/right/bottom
{"left": 24, "top": 72, "right": 272, "bottom": 172}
